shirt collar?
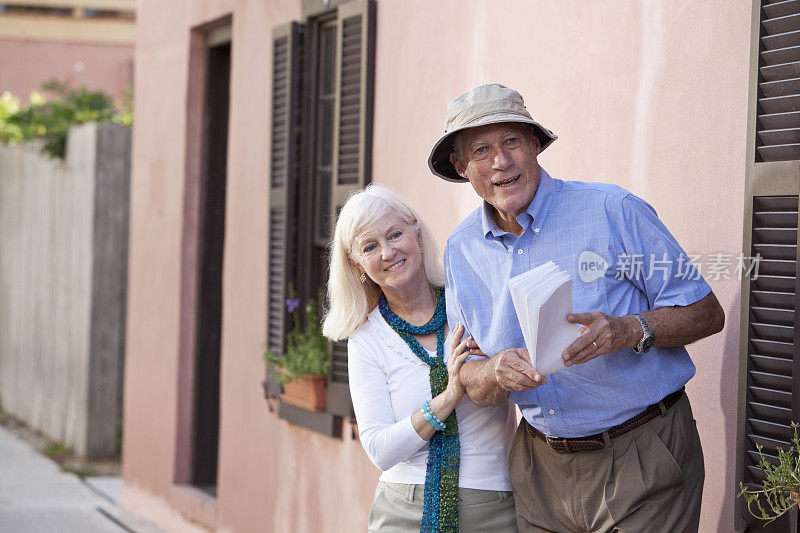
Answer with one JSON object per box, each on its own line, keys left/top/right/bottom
{"left": 480, "top": 166, "right": 554, "bottom": 240}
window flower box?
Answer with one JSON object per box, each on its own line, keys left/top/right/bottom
{"left": 280, "top": 374, "right": 327, "bottom": 412}
{"left": 264, "top": 288, "right": 330, "bottom": 414}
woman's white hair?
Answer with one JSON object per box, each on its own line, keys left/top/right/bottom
{"left": 322, "top": 184, "right": 444, "bottom": 341}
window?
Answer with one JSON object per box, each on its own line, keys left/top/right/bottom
{"left": 266, "top": 0, "right": 375, "bottom": 428}
{"left": 741, "top": 195, "right": 798, "bottom": 532}
{"left": 739, "top": 1, "right": 800, "bottom": 531}
{"left": 755, "top": 0, "right": 800, "bottom": 162}
{"left": 756, "top": 1, "right": 800, "bottom": 161}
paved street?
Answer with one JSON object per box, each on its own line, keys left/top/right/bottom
{"left": 0, "top": 424, "right": 163, "bottom": 533}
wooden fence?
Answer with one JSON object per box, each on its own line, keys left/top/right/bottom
{"left": 0, "top": 122, "right": 130, "bottom": 459}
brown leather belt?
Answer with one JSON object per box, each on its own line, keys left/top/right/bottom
{"left": 526, "top": 387, "right": 685, "bottom": 453}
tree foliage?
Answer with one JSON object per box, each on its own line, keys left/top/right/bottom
{"left": 0, "top": 79, "right": 132, "bottom": 159}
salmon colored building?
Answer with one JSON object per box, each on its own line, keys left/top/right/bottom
{"left": 0, "top": 1, "right": 135, "bottom": 100}
{"left": 122, "top": 1, "right": 798, "bottom": 532}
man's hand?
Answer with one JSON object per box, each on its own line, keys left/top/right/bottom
{"left": 561, "top": 311, "right": 639, "bottom": 366}
{"left": 459, "top": 344, "right": 546, "bottom": 406}
{"left": 491, "top": 348, "right": 547, "bottom": 391}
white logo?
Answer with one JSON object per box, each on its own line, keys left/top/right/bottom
{"left": 578, "top": 251, "right": 609, "bottom": 283}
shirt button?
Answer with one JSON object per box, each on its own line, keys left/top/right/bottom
{"left": 517, "top": 249, "right": 523, "bottom": 255}
{"left": 549, "top": 409, "right": 555, "bottom": 415}
{"left": 534, "top": 228, "right": 540, "bottom": 234}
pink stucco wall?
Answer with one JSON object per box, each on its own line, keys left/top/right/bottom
{"left": 0, "top": 39, "right": 132, "bottom": 100}
{"left": 124, "top": 0, "right": 754, "bottom": 531}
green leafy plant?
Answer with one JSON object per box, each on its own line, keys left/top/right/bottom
{"left": 0, "top": 91, "right": 23, "bottom": 145}
{"left": 739, "top": 422, "right": 800, "bottom": 523}
{"left": 0, "top": 79, "right": 132, "bottom": 159}
{"left": 264, "top": 286, "right": 329, "bottom": 385}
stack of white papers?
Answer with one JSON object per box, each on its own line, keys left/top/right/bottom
{"left": 508, "top": 261, "right": 577, "bottom": 376}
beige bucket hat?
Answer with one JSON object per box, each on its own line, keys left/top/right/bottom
{"left": 428, "top": 84, "right": 557, "bottom": 182}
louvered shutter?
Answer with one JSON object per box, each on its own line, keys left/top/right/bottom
{"left": 266, "top": 22, "right": 303, "bottom": 396}
{"left": 326, "top": 0, "right": 375, "bottom": 417}
{"left": 742, "top": 195, "right": 799, "bottom": 531}
{"left": 757, "top": 1, "right": 800, "bottom": 162}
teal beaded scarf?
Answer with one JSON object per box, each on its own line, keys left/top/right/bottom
{"left": 379, "top": 287, "right": 460, "bottom": 533}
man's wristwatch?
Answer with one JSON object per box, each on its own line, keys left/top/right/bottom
{"left": 632, "top": 314, "right": 655, "bottom": 354}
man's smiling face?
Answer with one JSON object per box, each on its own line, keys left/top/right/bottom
{"left": 450, "top": 122, "right": 541, "bottom": 227}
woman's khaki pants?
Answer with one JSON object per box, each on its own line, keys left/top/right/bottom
{"left": 368, "top": 481, "right": 518, "bottom": 532}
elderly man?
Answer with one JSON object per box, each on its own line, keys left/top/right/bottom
{"left": 430, "top": 84, "right": 724, "bottom": 533}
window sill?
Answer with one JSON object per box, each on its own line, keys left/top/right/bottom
{"left": 277, "top": 401, "right": 342, "bottom": 438}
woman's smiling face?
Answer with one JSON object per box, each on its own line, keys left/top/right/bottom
{"left": 351, "top": 212, "right": 424, "bottom": 294}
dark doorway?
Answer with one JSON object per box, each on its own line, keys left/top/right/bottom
{"left": 191, "top": 39, "right": 230, "bottom": 494}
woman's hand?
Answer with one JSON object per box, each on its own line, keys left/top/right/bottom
{"left": 411, "top": 324, "right": 486, "bottom": 441}
{"left": 446, "top": 324, "right": 482, "bottom": 402}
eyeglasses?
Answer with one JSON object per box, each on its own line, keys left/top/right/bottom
{"left": 467, "top": 135, "right": 525, "bottom": 162}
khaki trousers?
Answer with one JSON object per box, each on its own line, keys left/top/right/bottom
{"left": 509, "top": 394, "right": 704, "bottom": 533}
{"left": 368, "top": 481, "right": 518, "bottom": 533}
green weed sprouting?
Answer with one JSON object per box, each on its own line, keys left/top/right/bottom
{"left": 739, "top": 422, "right": 800, "bottom": 523}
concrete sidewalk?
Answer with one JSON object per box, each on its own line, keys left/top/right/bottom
{"left": 0, "top": 424, "right": 164, "bottom": 533}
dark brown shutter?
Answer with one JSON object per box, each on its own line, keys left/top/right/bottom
{"left": 326, "top": 0, "right": 375, "bottom": 417}
{"left": 266, "top": 22, "right": 303, "bottom": 396}
{"left": 743, "top": 196, "right": 798, "bottom": 489}
{"left": 757, "top": 1, "right": 800, "bottom": 162}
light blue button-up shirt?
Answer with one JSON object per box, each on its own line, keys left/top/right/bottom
{"left": 444, "top": 167, "right": 711, "bottom": 438}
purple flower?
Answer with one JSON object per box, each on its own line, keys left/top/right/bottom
{"left": 285, "top": 297, "right": 300, "bottom": 313}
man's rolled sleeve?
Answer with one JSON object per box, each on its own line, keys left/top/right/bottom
{"left": 608, "top": 193, "right": 712, "bottom": 309}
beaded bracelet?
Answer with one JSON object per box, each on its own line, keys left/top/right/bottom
{"left": 420, "top": 401, "right": 446, "bottom": 431}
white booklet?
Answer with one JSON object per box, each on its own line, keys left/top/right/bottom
{"left": 508, "top": 261, "right": 577, "bottom": 376}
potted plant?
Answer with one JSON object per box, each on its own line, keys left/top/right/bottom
{"left": 739, "top": 423, "right": 800, "bottom": 523}
{"left": 264, "top": 289, "right": 330, "bottom": 412}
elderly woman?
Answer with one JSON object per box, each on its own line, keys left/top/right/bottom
{"left": 322, "top": 185, "right": 517, "bottom": 533}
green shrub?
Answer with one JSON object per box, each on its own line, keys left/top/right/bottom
{"left": 0, "top": 79, "right": 132, "bottom": 159}
{"left": 264, "top": 287, "right": 329, "bottom": 385}
{"left": 739, "top": 422, "right": 800, "bottom": 523}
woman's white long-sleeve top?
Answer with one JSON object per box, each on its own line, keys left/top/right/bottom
{"left": 347, "top": 307, "right": 517, "bottom": 490}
